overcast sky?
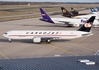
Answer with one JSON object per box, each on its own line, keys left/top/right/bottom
{"left": 0, "top": 0, "right": 99, "bottom": 2}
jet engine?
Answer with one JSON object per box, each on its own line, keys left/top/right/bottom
{"left": 33, "top": 37, "right": 41, "bottom": 43}
{"left": 73, "top": 23, "right": 80, "bottom": 27}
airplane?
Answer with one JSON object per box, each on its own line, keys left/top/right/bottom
{"left": 61, "top": 7, "right": 99, "bottom": 20}
{"left": 40, "top": 8, "right": 99, "bottom": 27}
{"left": 61, "top": 7, "right": 87, "bottom": 17}
{"left": 3, "top": 16, "right": 95, "bottom": 44}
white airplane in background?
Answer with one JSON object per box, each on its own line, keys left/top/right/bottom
{"left": 40, "top": 8, "right": 99, "bottom": 27}
{"left": 3, "top": 16, "right": 95, "bottom": 44}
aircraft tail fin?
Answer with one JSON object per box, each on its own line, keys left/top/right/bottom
{"left": 97, "top": 7, "right": 99, "bottom": 11}
{"left": 61, "top": 7, "right": 73, "bottom": 18}
{"left": 39, "top": 8, "right": 54, "bottom": 23}
{"left": 90, "top": 8, "right": 96, "bottom": 12}
{"left": 78, "top": 16, "right": 95, "bottom": 32}
{"left": 71, "top": 7, "right": 78, "bottom": 15}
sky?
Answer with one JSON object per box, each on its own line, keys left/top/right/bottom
{"left": 0, "top": 0, "right": 99, "bottom": 2}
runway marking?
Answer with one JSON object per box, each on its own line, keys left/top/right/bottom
{"left": 0, "top": 52, "right": 9, "bottom": 59}
{"left": 80, "top": 31, "right": 97, "bottom": 42}
{"left": 46, "top": 44, "right": 78, "bottom": 56}
{"left": 80, "top": 36, "right": 89, "bottom": 42}
{"left": 66, "top": 42, "right": 97, "bottom": 52}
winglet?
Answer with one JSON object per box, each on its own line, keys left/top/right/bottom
{"left": 39, "top": 8, "right": 54, "bottom": 23}
{"left": 78, "top": 16, "right": 95, "bottom": 32}
{"left": 61, "top": 7, "right": 73, "bottom": 18}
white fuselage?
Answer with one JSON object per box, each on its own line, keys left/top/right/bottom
{"left": 3, "top": 30, "right": 92, "bottom": 40}
{"left": 73, "top": 13, "right": 99, "bottom": 19}
{"left": 51, "top": 18, "right": 99, "bottom": 26}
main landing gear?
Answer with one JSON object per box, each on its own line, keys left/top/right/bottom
{"left": 46, "top": 40, "right": 51, "bottom": 44}
{"left": 8, "top": 39, "right": 11, "bottom": 43}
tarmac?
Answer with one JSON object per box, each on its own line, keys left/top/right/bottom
{"left": 0, "top": 9, "right": 99, "bottom": 60}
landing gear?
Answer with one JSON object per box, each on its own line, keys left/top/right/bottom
{"left": 46, "top": 40, "right": 51, "bottom": 44}
{"left": 8, "top": 39, "right": 11, "bottom": 43}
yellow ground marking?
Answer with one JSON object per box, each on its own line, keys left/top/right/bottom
{"left": 66, "top": 42, "right": 97, "bottom": 52}
{"left": 0, "top": 52, "right": 9, "bottom": 59}
{"left": 80, "top": 36, "right": 89, "bottom": 41}
{"left": 80, "top": 31, "right": 97, "bottom": 42}
{"left": 46, "top": 44, "right": 78, "bottom": 56}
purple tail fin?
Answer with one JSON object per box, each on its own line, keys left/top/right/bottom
{"left": 39, "top": 8, "right": 54, "bottom": 23}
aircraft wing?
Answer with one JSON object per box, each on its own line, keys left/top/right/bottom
{"left": 55, "top": 18, "right": 82, "bottom": 24}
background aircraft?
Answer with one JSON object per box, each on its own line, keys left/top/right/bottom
{"left": 3, "top": 16, "right": 95, "bottom": 44}
{"left": 61, "top": 7, "right": 99, "bottom": 20}
{"left": 40, "top": 8, "right": 99, "bottom": 27}
{"left": 61, "top": 7, "right": 87, "bottom": 17}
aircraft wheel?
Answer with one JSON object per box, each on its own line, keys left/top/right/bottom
{"left": 8, "top": 39, "right": 11, "bottom": 43}
{"left": 46, "top": 40, "right": 51, "bottom": 44}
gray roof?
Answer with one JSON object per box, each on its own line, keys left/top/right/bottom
{"left": 0, "top": 55, "right": 99, "bottom": 70}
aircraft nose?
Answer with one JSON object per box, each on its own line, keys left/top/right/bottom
{"left": 3, "top": 33, "right": 7, "bottom": 38}
{"left": 3, "top": 34, "right": 6, "bottom": 37}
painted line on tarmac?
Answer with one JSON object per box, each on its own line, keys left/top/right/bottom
{"left": 80, "top": 31, "right": 97, "bottom": 42}
{"left": 66, "top": 42, "right": 97, "bottom": 52}
{"left": 0, "top": 52, "right": 9, "bottom": 59}
{"left": 80, "top": 36, "right": 89, "bottom": 42}
{"left": 46, "top": 44, "right": 78, "bottom": 56}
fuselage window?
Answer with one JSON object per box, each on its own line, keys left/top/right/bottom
{"left": 31, "top": 32, "right": 33, "bottom": 34}
{"left": 35, "top": 32, "right": 38, "bottom": 34}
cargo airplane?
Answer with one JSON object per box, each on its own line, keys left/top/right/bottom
{"left": 3, "top": 16, "right": 95, "bottom": 44}
{"left": 40, "top": 8, "right": 99, "bottom": 27}
{"left": 61, "top": 7, "right": 99, "bottom": 19}
{"left": 61, "top": 7, "right": 86, "bottom": 18}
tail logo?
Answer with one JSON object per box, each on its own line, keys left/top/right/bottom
{"left": 84, "top": 23, "right": 92, "bottom": 28}
{"left": 72, "top": 9, "right": 74, "bottom": 12}
{"left": 42, "top": 14, "right": 46, "bottom": 16}
{"left": 63, "top": 9, "right": 66, "bottom": 13}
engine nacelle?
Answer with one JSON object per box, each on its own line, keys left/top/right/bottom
{"left": 73, "top": 23, "right": 80, "bottom": 27}
{"left": 33, "top": 37, "right": 41, "bottom": 43}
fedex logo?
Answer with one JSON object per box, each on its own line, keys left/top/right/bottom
{"left": 42, "top": 14, "right": 46, "bottom": 16}
{"left": 81, "top": 19, "right": 87, "bottom": 23}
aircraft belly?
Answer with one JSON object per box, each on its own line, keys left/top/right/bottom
{"left": 8, "top": 36, "right": 33, "bottom": 39}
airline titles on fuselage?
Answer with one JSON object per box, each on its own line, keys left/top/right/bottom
{"left": 26, "top": 31, "right": 62, "bottom": 35}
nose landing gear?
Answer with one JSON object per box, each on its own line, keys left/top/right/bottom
{"left": 8, "top": 39, "right": 11, "bottom": 43}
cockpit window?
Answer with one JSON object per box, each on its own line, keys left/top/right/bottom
{"left": 4, "top": 33, "right": 7, "bottom": 34}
